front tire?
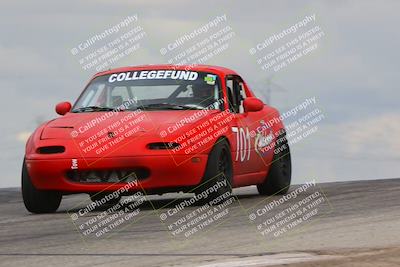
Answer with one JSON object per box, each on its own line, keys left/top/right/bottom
{"left": 257, "top": 131, "right": 292, "bottom": 195}
{"left": 22, "top": 160, "right": 62, "bottom": 213}
{"left": 195, "top": 139, "right": 233, "bottom": 204}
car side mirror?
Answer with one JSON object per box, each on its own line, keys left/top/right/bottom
{"left": 243, "top": 97, "right": 264, "bottom": 112}
{"left": 55, "top": 102, "right": 72, "bottom": 115}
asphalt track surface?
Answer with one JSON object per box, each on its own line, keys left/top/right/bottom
{"left": 0, "top": 178, "right": 399, "bottom": 267}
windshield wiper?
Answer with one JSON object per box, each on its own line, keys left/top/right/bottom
{"left": 138, "top": 103, "right": 203, "bottom": 110}
{"left": 72, "top": 106, "right": 115, "bottom": 113}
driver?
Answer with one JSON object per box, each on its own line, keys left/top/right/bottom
{"left": 192, "top": 83, "right": 215, "bottom": 106}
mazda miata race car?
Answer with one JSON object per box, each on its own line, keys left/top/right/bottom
{"left": 22, "top": 65, "right": 291, "bottom": 213}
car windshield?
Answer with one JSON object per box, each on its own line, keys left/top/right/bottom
{"left": 72, "top": 70, "right": 222, "bottom": 112}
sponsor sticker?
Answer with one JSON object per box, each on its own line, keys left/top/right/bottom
{"left": 255, "top": 121, "right": 274, "bottom": 157}
{"left": 108, "top": 70, "right": 199, "bottom": 83}
{"left": 204, "top": 74, "right": 217, "bottom": 85}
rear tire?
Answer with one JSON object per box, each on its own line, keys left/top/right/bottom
{"left": 257, "top": 131, "right": 292, "bottom": 195}
{"left": 195, "top": 139, "right": 233, "bottom": 205}
{"left": 22, "top": 160, "right": 62, "bottom": 213}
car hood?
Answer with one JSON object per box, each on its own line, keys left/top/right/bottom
{"left": 41, "top": 110, "right": 219, "bottom": 140}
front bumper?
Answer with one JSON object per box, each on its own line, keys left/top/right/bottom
{"left": 25, "top": 155, "right": 208, "bottom": 193}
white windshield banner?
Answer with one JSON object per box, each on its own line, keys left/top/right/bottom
{"left": 108, "top": 70, "right": 199, "bottom": 83}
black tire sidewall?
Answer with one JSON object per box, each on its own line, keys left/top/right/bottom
{"left": 257, "top": 133, "right": 292, "bottom": 195}
{"left": 195, "top": 139, "right": 233, "bottom": 203}
{"left": 22, "top": 160, "right": 61, "bottom": 213}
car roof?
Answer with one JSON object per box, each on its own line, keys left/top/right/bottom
{"left": 93, "top": 64, "right": 239, "bottom": 78}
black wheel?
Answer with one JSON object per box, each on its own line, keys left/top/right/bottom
{"left": 195, "top": 139, "right": 233, "bottom": 204}
{"left": 22, "top": 160, "right": 62, "bottom": 213}
{"left": 257, "top": 131, "right": 292, "bottom": 195}
{"left": 90, "top": 192, "right": 121, "bottom": 206}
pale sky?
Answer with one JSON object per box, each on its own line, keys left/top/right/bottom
{"left": 1, "top": 0, "right": 399, "bottom": 187}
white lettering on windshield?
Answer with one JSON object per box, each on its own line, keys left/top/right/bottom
{"left": 108, "top": 70, "right": 198, "bottom": 83}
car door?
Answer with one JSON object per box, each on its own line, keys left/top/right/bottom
{"left": 226, "top": 75, "right": 267, "bottom": 184}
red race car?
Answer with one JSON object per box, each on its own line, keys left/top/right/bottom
{"left": 22, "top": 65, "right": 291, "bottom": 213}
